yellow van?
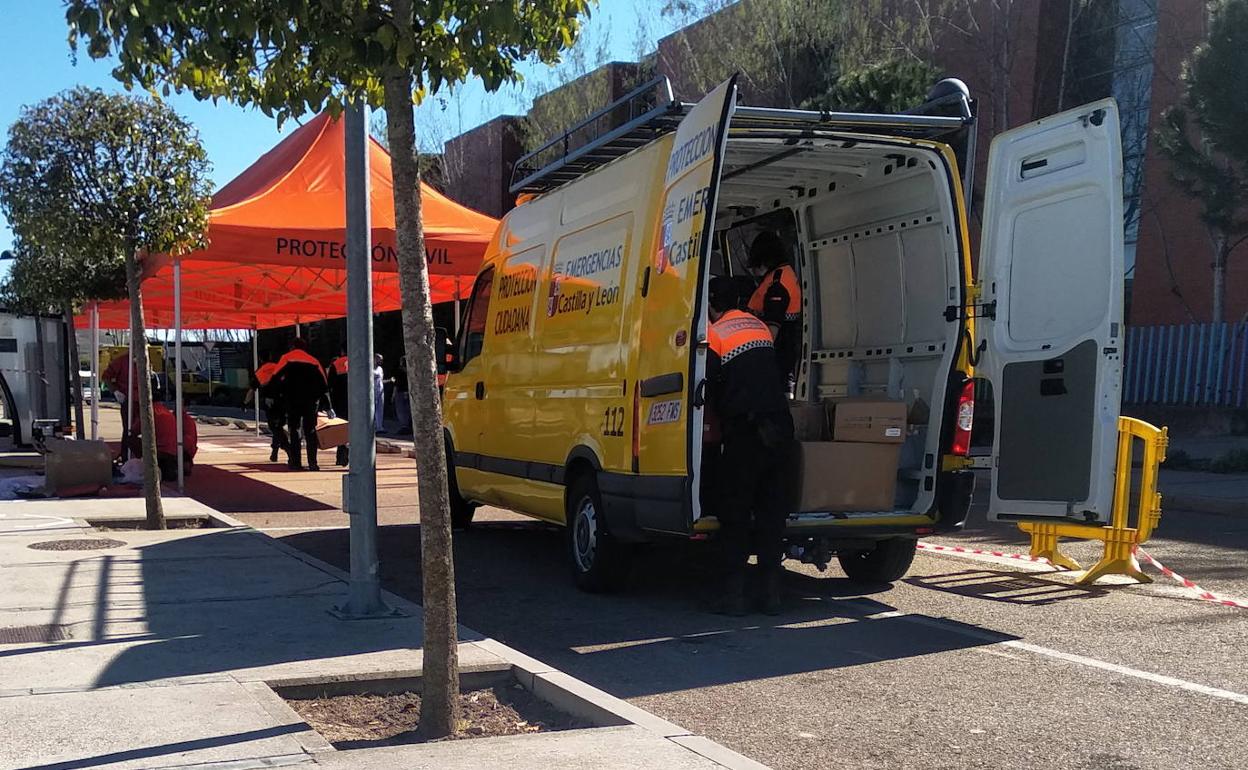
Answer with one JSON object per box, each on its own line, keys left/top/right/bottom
{"left": 442, "top": 76, "right": 1125, "bottom": 591}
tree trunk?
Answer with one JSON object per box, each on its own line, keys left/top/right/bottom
{"left": 64, "top": 303, "right": 86, "bottom": 439}
{"left": 384, "top": 63, "right": 460, "bottom": 737}
{"left": 125, "top": 252, "right": 165, "bottom": 530}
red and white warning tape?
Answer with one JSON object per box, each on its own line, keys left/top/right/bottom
{"left": 916, "top": 541, "right": 1052, "bottom": 565}
{"left": 1134, "top": 547, "right": 1248, "bottom": 610}
{"left": 916, "top": 540, "right": 1248, "bottom": 610}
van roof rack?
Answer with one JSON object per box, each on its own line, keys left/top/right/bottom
{"left": 510, "top": 76, "right": 683, "bottom": 195}
{"left": 510, "top": 76, "right": 976, "bottom": 197}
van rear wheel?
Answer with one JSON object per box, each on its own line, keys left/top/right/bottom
{"left": 445, "top": 444, "right": 476, "bottom": 530}
{"left": 838, "top": 538, "right": 917, "bottom": 583}
{"left": 566, "top": 473, "right": 630, "bottom": 592}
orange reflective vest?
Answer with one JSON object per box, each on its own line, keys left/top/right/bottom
{"left": 708, "top": 309, "right": 774, "bottom": 362}
{"left": 748, "top": 264, "right": 801, "bottom": 324}
{"left": 331, "top": 356, "right": 349, "bottom": 375}
{"left": 255, "top": 362, "right": 279, "bottom": 386}
{"left": 274, "top": 348, "right": 327, "bottom": 383}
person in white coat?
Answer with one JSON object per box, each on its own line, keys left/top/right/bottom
{"left": 373, "top": 354, "right": 385, "bottom": 433}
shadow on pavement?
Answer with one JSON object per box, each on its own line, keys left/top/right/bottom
{"left": 87, "top": 529, "right": 418, "bottom": 688}
{"left": 185, "top": 463, "right": 336, "bottom": 513}
{"left": 280, "top": 522, "right": 1017, "bottom": 699}
{"left": 22, "top": 724, "right": 307, "bottom": 770}
{"left": 905, "top": 569, "right": 1111, "bottom": 605}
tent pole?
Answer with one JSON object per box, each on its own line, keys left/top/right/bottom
{"left": 453, "top": 278, "right": 461, "bottom": 335}
{"left": 174, "top": 258, "right": 184, "bottom": 493}
{"left": 336, "top": 99, "right": 387, "bottom": 618}
{"left": 252, "top": 326, "right": 260, "bottom": 437}
{"left": 90, "top": 302, "right": 100, "bottom": 441}
{"left": 126, "top": 331, "right": 134, "bottom": 462}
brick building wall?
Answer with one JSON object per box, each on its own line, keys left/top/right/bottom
{"left": 1131, "top": 0, "right": 1247, "bottom": 323}
{"left": 433, "top": 0, "right": 1237, "bottom": 325}
{"left": 441, "top": 115, "right": 525, "bottom": 219}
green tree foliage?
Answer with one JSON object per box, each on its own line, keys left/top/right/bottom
{"left": 64, "top": 0, "right": 591, "bottom": 738}
{"left": 0, "top": 87, "right": 211, "bottom": 524}
{"left": 802, "top": 58, "right": 940, "bottom": 113}
{"left": 1154, "top": 0, "right": 1248, "bottom": 322}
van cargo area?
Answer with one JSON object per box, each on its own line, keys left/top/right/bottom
{"left": 713, "top": 136, "right": 965, "bottom": 520}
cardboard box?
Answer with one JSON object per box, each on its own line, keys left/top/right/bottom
{"left": 796, "top": 441, "right": 900, "bottom": 512}
{"left": 315, "top": 416, "right": 349, "bottom": 449}
{"left": 43, "top": 438, "right": 113, "bottom": 496}
{"left": 790, "top": 402, "right": 828, "bottom": 441}
{"left": 828, "top": 399, "right": 907, "bottom": 444}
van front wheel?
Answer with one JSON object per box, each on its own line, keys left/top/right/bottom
{"left": 566, "top": 474, "right": 630, "bottom": 592}
{"left": 838, "top": 538, "right": 917, "bottom": 583}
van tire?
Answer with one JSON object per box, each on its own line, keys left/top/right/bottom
{"left": 838, "top": 538, "right": 917, "bottom": 583}
{"left": 566, "top": 473, "right": 630, "bottom": 592}
{"left": 445, "top": 444, "right": 476, "bottom": 530}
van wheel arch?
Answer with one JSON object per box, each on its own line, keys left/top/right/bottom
{"left": 443, "top": 431, "right": 476, "bottom": 529}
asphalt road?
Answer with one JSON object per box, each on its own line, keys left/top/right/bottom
{"left": 163, "top": 419, "right": 1248, "bottom": 769}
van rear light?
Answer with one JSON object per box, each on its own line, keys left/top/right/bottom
{"left": 952, "top": 380, "right": 974, "bottom": 456}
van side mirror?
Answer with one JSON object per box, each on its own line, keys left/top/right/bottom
{"left": 434, "top": 327, "right": 455, "bottom": 374}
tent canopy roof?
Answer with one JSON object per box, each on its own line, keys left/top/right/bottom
{"left": 91, "top": 112, "right": 498, "bottom": 330}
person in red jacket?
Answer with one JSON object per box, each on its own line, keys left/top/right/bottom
{"left": 150, "top": 402, "right": 197, "bottom": 480}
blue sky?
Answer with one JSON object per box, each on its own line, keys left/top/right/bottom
{"left": 0, "top": 1, "right": 681, "bottom": 256}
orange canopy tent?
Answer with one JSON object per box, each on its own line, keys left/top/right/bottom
{"left": 85, "top": 112, "right": 499, "bottom": 329}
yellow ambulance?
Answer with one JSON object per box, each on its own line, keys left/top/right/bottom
{"left": 441, "top": 76, "right": 1125, "bottom": 591}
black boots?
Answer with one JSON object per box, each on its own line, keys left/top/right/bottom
{"left": 270, "top": 447, "right": 279, "bottom": 463}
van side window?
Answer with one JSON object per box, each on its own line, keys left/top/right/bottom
{"left": 461, "top": 267, "right": 495, "bottom": 366}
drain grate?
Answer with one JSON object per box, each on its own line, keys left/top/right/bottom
{"left": 27, "top": 538, "right": 125, "bottom": 551}
{"left": 0, "top": 624, "right": 71, "bottom": 644}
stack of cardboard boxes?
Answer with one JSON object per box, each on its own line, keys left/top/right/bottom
{"left": 790, "top": 398, "right": 907, "bottom": 512}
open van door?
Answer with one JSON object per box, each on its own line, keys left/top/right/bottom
{"left": 978, "top": 99, "right": 1124, "bottom": 523}
{"left": 631, "top": 77, "right": 737, "bottom": 532}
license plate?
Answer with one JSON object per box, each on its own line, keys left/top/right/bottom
{"left": 646, "top": 399, "right": 682, "bottom": 425}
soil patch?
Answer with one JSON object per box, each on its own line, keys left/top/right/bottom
{"left": 27, "top": 538, "right": 125, "bottom": 551}
{"left": 285, "top": 684, "right": 585, "bottom": 749}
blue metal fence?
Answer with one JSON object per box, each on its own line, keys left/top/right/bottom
{"left": 1123, "top": 323, "right": 1248, "bottom": 408}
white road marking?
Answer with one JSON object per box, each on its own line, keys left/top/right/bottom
{"left": 902, "top": 614, "right": 1248, "bottom": 707}
{"left": 259, "top": 526, "right": 349, "bottom": 532}
{"left": 196, "top": 442, "right": 237, "bottom": 453}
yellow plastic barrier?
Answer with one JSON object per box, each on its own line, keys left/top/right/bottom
{"left": 1017, "top": 417, "right": 1168, "bottom": 585}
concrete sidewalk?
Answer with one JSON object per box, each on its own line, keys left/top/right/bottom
{"left": 1160, "top": 468, "right": 1248, "bottom": 516}
{"left": 0, "top": 498, "right": 766, "bottom": 770}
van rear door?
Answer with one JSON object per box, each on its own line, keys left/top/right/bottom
{"left": 632, "top": 77, "right": 737, "bottom": 532}
{"left": 977, "top": 99, "right": 1124, "bottom": 523}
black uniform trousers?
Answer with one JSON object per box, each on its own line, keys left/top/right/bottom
{"left": 717, "top": 411, "right": 796, "bottom": 574}
{"left": 286, "top": 399, "right": 320, "bottom": 468}
{"left": 264, "top": 397, "right": 288, "bottom": 453}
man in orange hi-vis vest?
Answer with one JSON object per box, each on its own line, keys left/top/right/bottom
{"left": 746, "top": 231, "right": 802, "bottom": 388}
{"left": 254, "top": 353, "right": 287, "bottom": 463}
{"left": 272, "top": 338, "right": 331, "bottom": 471}
{"left": 706, "top": 276, "right": 796, "bottom": 616}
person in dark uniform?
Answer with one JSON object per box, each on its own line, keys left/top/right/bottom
{"left": 254, "top": 353, "right": 288, "bottom": 463}
{"left": 706, "top": 276, "right": 796, "bottom": 616}
{"left": 746, "top": 231, "right": 802, "bottom": 387}
{"left": 328, "top": 348, "right": 350, "bottom": 467}
{"left": 272, "top": 338, "right": 330, "bottom": 471}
